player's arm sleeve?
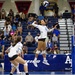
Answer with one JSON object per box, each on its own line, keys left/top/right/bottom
{"left": 47, "top": 28, "right": 54, "bottom": 32}
{"left": 32, "top": 21, "right": 39, "bottom": 28}
{"left": 46, "top": 27, "right": 54, "bottom": 32}
{"left": 49, "top": 28, "right": 54, "bottom": 32}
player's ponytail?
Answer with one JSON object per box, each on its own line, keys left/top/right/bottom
{"left": 12, "top": 36, "right": 22, "bottom": 46}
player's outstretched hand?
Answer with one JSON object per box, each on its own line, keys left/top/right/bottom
{"left": 33, "top": 21, "right": 37, "bottom": 24}
{"left": 54, "top": 25, "right": 57, "bottom": 29}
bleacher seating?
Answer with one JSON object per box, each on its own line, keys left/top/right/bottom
{"left": 4, "top": 16, "right": 58, "bottom": 54}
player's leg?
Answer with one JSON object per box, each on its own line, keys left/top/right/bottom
{"left": 14, "top": 56, "right": 29, "bottom": 75}
{"left": 33, "top": 41, "right": 42, "bottom": 67}
{"left": 10, "top": 60, "right": 18, "bottom": 75}
{"left": 11, "top": 63, "right": 20, "bottom": 73}
{"left": 41, "top": 41, "right": 49, "bottom": 65}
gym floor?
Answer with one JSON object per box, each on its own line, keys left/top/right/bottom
{"left": 0, "top": 71, "right": 72, "bottom": 75}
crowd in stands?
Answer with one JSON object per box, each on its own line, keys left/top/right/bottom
{"left": 0, "top": 4, "right": 74, "bottom": 59}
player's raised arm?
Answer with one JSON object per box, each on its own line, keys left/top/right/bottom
{"left": 32, "top": 21, "right": 39, "bottom": 27}
{"left": 48, "top": 24, "right": 57, "bottom": 32}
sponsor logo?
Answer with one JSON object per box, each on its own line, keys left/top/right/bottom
{"left": 65, "top": 55, "right": 72, "bottom": 67}
{"left": 27, "top": 60, "right": 40, "bottom": 63}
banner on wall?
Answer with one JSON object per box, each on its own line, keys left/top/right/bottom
{"left": 0, "top": 1, "right": 4, "bottom": 10}
{"left": 4, "top": 54, "right": 71, "bottom": 72}
{"left": 15, "top": 1, "right": 32, "bottom": 14}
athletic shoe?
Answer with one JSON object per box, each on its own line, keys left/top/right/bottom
{"left": 10, "top": 73, "right": 13, "bottom": 75}
{"left": 43, "top": 60, "right": 50, "bottom": 65}
{"left": 26, "top": 73, "right": 29, "bottom": 75}
{"left": 33, "top": 60, "right": 38, "bottom": 67}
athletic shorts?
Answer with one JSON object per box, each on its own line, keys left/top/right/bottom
{"left": 8, "top": 55, "right": 18, "bottom": 61}
{"left": 38, "top": 38, "right": 46, "bottom": 42}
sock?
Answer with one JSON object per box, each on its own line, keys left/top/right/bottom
{"left": 34, "top": 57, "right": 37, "bottom": 61}
{"left": 17, "top": 64, "right": 20, "bottom": 73}
{"left": 26, "top": 73, "right": 29, "bottom": 75}
{"left": 43, "top": 58, "right": 46, "bottom": 61}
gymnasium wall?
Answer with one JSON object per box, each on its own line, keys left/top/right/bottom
{"left": 0, "top": 0, "right": 71, "bottom": 16}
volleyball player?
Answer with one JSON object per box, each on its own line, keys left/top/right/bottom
{"left": 32, "top": 20, "right": 57, "bottom": 67}
{"left": 5, "top": 42, "right": 21, "bottom": 74}
{"left": 8, "top": 36, "right": 29, "bottom": 75}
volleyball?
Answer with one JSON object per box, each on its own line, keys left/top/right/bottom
{"left": 43, "top": 0, "right": 49, "bottom": 7}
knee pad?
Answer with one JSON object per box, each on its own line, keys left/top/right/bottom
{"left": 36, "top": 50, "right": 40, "bottom": 54}
{"left": 24, "top": 62, "right": 28, "bottom": 66}
{"left": 41, "top": 50, "right": 46, "bottom": 54}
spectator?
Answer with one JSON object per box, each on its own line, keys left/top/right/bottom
{"left": 0, "top": 30, "right": 4, "bottom": 40}
{"left": 15, "top": 12, "right": 20, "bottom": 21}
{"left": 25, "top": 32, "right": 33, "bottom": 47}
{"left": 27, "top": 16, "right": 34, "bottom": 30}
{"left": 46, "top": 40, "right": 53, "bottom": 54}
{"left": 23, "top": 42, "right": 28, "bottom": 54}
{"left": 4, "top": 21, "right": 12, "bottom": 32}
{"left": 14, "top": 17, "right": 19, "bottom": 28}
{"left": 52, "top": 28, "right": 60, "bottom": 38}
{"left": 0, "top": 36, "right": 5, "bottom": 59}
{"left": 52, "top": 24, "right": 60, "bottom": 48}
{"left": 8, "top": 9, "right": 14, "bottom": 18}
{"left": 72, "top": 5, "right": 75, "bottom": 23}
{"left": 10, "top": 31, "right": 17, "bottom": 41}
{"left": 39, "top": 3, "right": 45, "bottom": 16}
{"left": 17, "top": 22, "right": 22, "bottom": 35}
{"left": 52, "top": 33, "right": 58, "bottom": 46}
{"left": 53, "top": 44, "right": 59, "bottom": 54}
{"left": 53, "top": 3, "right": 59, "bottom": 17}
{"left": 20, "top": 12, "right": 25, "bottom": 21}
{"left": 3, "top": 25, "right": 10, "bottom": 40}
{"left": 11, "top": 22, "right": 17, "bottom": 31}
{"left": 1, "top": 9, "right": 6, "bottom": 19}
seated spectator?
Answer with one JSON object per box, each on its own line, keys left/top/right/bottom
{"left": 1, "top": 9, "right": 6, "bottom": 19}
{"left": 17, "top": 22, "right": 22, "bottom": 35}
{"left": 15, "top": 12, "right": 20, "bottom": 21}
{"left": 0, "top": 30, "right": 4, "bottom": 40}
{"left": 8, "top": 9, "right": 14, "bottom": 18}
{"left": 11, "top": 31, "right": 17, "bottom": 41}
{"left": 4, "top": 21, "right": 12, "bottom": 32}
{"left": 23, "top": 42, "right": 28, "bottom": 55}
{"left": 46, "top": 40, "right": 53, "bottom": 54}
{"left": 14, "top": 16, "right": 19, "bottom": 28}
{"left": 11, "top": 22, "right": 17, "bottom": 31}
{"left": 53, "top": 44, "right": 59, "bottom": 54}
{"left": 3, "top": 25, "right": 10, "bottom": 40}
{"left": 25, "top": 32, "right": 34, "bottom": 47}
{"left": 27, "top": 16, "right": 34, "bottom": 30}
{"left": 0, "top": 36, "right": 5, "bottom": 59}
{"left": 52, "top": 33, "right": 58, "bottom": 46}
{"left": 20, "top": 12, "right": 25, "bottom": 21}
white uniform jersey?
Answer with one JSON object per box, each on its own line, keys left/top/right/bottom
{"left": 32, "top": 22, "right": 54, "bottom": 39}
{"left": 8, "top": 42, "right": 23, "bottom": 57}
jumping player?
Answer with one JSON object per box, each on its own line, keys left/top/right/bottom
{"left": 8, "top": 36, "right": 29, "bottom": 75}
{"left": 32, "top": 20, "right": 57, "bottom": 67}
